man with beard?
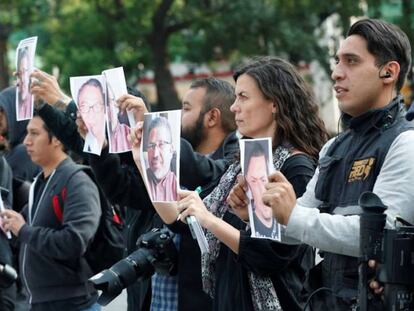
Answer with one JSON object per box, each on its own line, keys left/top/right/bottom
{"left": 179, "top": 78, "right": 238, "bottom": 197}
{"left": 181, "top": 78, "right": 236, "bottom": 157}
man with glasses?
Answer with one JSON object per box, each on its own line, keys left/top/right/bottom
{"left": 146, "top": 116, "right": 177, "bottom": 201}
{"left": 77, "top": 79, "right": 105, "bottom": 154}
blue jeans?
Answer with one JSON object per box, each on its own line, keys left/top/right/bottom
{"left": 82, "top": 302, "right": 101, "bottom": 311}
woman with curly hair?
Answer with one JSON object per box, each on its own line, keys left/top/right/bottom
{"left": 177, "top": 56, "right": 328, "bottom": 311}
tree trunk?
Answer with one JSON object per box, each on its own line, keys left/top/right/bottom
{"left": 147, "top": 0, "right": 180, "bottom": 111}
{"left": 148, "top": 32, "right": 180, "bottom": 111}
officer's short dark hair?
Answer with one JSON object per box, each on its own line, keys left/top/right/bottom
{"left": 347, "top": 19, "right": 411, "bottom": 92}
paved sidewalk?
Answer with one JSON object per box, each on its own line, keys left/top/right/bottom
{"left": 102, "top": 290, "right": 127, "bottom": 310}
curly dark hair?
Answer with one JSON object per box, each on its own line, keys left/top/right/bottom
{"left": 233, "top": 56, "right": 328, "bottom": 160}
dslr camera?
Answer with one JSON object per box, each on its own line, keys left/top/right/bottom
{"left": 358, "top": 191, "right": 414, "bottom": 311}
{"left": 89, "top": 227, "right": 177, "bottom": 306}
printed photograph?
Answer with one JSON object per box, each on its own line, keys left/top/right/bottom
{"left": 102, "top": 67, "right": 132, "bottom": 154}
{"left": 15, "top": 36, "right": 37, "bottom": 121}
{"left": 140, "top": 110, "right": 181, "bottom": 202}
{"left": 241, "top": 138, "right": 280, "bottom": 241}
{"left": 70, "top": 75, "right": 106, "bottom": 155}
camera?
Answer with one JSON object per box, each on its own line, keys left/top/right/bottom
{"left": 358, "top": 191, "right": 414, "bottom": 311}
{"left": 0, "top": 263, "right": 17, "bottom": 289}
{"left": 89, "top": 227, "right": 178, "bottom": 306}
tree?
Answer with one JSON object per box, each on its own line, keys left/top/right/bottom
{"left": 0, "top": 0, "right": 49, "bottom": 89}
{"left": 2, "top": 0, "right": 363, "bottom": 108}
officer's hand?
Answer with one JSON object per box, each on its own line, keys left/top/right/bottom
{"left": 227, "top": 175, "right": 249, "bottom": 221}
{"left": 0, "top": 210, "right": 26, "bottom": 236}
{"left": 262, "top": 171, "right": 296, "bottom": 225}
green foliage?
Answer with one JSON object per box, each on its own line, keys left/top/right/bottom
{"left": 2, "top": 0, "right": 382, "bottom": 97}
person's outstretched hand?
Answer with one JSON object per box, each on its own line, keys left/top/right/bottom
{"left": 117, "top": 95, "right": 148, "bottom": 123}
{"left": 30, "top": 69, "right": 71, "bottom": 109}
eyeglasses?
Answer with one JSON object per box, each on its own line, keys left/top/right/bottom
{"left": 147, "top": 141, "right": 171, "bottom": 151}
{"left": 78, "top": 102, "right": 104, "bottom": 114}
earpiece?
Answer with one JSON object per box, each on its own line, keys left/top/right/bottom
{"left": 379, "top": 71, "right": 391, "bottom": 79}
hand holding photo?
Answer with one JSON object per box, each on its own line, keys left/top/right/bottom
{"left": 240, "top": 138, "right": 281, "bottom": 241}
{"left": 102, "top": 67, "right": 132, "bottom": 154}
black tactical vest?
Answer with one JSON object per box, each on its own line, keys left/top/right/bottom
{"left": 314, "top": 96, "right": 414, "bottom": 308}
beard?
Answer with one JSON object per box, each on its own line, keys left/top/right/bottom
{"left": 181, "top": 112, "right": 205, "bottom": 150}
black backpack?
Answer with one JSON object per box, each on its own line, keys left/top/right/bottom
{"left": 51, "top": 164, "right": 124, "bottom": 274}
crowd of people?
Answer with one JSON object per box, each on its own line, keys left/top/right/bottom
{"left": 0, "top": 17, "right": 413, "bottom": 311}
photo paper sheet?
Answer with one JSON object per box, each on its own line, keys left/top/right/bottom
{"left": 140, "top": 110, "right": 181, "bottom": 202}
{"left": 102, "top": 67, "right": 133, "bottom": 154}
{"left": 240, "top": 138, "right": 281, "bottom": 241}
{"left": 15, "top": 36, "right": 37, "bottom": 121}
{"left": 70, "top": 75, "right": 106, "bottom": 155}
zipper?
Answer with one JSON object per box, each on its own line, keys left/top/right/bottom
{"left": 21, "top": 170, "right": 56, "bottom": 303}
{"left": 21, "top": 245, "right": 32, "bottom": 303}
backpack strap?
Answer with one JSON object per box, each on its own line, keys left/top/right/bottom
{"left": 50, "top": 163, "right": 85, "bottom": 224}
{"left": 50, "top": 163, "right": 123, "bottom": 225}
{"left": 52, "top": 187, "right": 67, "bottom": 224}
